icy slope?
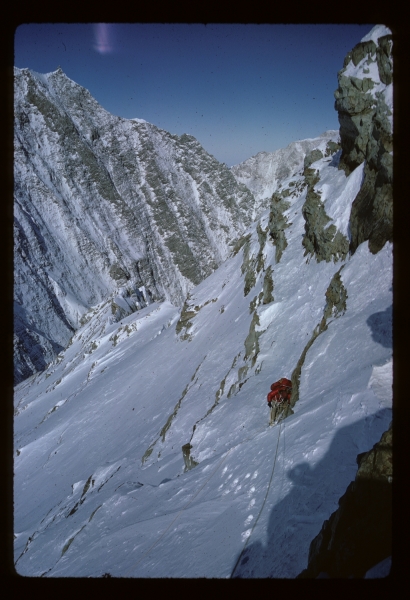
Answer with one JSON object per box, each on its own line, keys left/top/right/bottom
{"left": 14, "top": 67, "right": 254, "bottom": 383}
{"left": 230, "top": 130, "right": 339, "bottom": 217}
{"left": 14, "top": 144, "right": 392, "bottom": 577}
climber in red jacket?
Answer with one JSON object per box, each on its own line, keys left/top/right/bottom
{"left": 267, "top": 378, "right": 292, "bottom": 425}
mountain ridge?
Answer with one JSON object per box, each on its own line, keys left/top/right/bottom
{"left": 230, "top": 129, "right": 340, "bottom": 217}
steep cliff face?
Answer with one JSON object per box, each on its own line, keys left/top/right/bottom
{"left": 14, "top": 67, "right": 255, "bottom": 383}
{"left": 298, "top": 421, "right": 392, "bottom": 578}
{"left": 334, "top": 25, "right": 393, "bottom": 254}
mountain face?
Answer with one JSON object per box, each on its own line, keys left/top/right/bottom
{"left": 14, "top": 67, "right": 254, "bottom": 384}
{"left": 230, "top": 130, "right": 340, "bottom": 217}
{"left": 14, "top": 25, "right": 392, "bottom": 578}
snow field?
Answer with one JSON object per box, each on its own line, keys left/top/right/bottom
{"left": 14, "top": 137, "right": 392, "bottom": 576}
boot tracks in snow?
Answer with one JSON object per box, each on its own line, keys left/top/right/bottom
{"left": 230, "top": 417, "right": 284, "bottom": 578}
{"left": 123, "top": 418, "right": 285, "bottom": 577}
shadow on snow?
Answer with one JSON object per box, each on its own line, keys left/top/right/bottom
{"left": 230, "top": 407, "right": 391, "bottom": 578}
{"left": 366, "top": 305, "right": 392, "bottom": 349}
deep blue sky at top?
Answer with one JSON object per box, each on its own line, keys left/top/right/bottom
{"left": 15, "top": 23, "right": 373, "bottom": 166}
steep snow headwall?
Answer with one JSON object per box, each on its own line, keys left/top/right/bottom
{"left": 334, "top": 25, "right": 393, "bottom": 254}
{"left": 13, "top": 26, "right": 393, "bottom": 579}
{"left": 14, "top": 67, "right": 255, "bottom": 383}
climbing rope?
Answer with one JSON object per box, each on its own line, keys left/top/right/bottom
{"left": 124, "top": 412, "right": 285, "bottom": 577}
{"left": 230, "top": 416, "right": 285, "bottom": 578}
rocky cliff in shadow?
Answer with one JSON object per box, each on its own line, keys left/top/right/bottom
{"left": 297, "top": 420, "right": 392, "bottom": 578}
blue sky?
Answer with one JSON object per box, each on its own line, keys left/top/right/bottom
{"left": 15, "top": 24, "right": 373, "bottom": 166}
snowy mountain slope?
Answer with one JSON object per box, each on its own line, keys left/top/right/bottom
{"left": 14, "top": 132, "right": 392, "bottom": 579}
{"left": 14, "top": 67, "right": 255, "bottom": 384}
{"left": 14, "top": 25, "right": 392, "bottom": 578}
{"left": 230, "top": 130, "right": 340, "bottom": 218}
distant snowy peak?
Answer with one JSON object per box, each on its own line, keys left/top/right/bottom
{"left": 230, "top": 130, "right": 339, "bottom": 216}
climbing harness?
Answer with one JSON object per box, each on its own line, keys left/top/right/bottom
{"left": 230, "top": 417, "right": 285, "bottom": 578}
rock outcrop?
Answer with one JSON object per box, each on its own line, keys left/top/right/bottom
{"left": 297, "top": 421, "right": 392, "bottom": 578}
{"left": 14, "top": 67, "right": 255, "bottom": 383}
{"left": 334, "top": 25, "right": 393, "bottom": 254}
{"left": 301, "top": 166, "right": 350, "bottom": 263}
{"left": 267, "top": 190, "right": 291, "bottom": 263}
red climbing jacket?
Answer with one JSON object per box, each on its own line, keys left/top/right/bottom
{"left": 267, "top": 378, "right": 292, "bottom": 404}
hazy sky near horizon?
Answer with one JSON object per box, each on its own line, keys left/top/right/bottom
{"left": 15, "top": 23, "right": 373, "bottom": 166}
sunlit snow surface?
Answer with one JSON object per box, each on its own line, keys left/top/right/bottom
{"left": 14, "top": 152, "right": 392, "bottom": 577}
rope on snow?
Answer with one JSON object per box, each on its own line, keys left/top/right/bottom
{"left": 124, "top": 416, "right": 284, "bottom": 577}
{"left": 230, "top": 416, "right": 284, "bottom": 578}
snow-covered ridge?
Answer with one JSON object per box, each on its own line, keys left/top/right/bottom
{"left": 360, "top": 24, "right": 392, "bottom": 44}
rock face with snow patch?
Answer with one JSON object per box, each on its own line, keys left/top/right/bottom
{"left": 14, "top": 67, "right": 254, "bottom": 383}
{"left": 334, "top": 25, "right": 393, "bottom": 254}
{"left": 301, "top": 165, "right": 350, "bottom": 263}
